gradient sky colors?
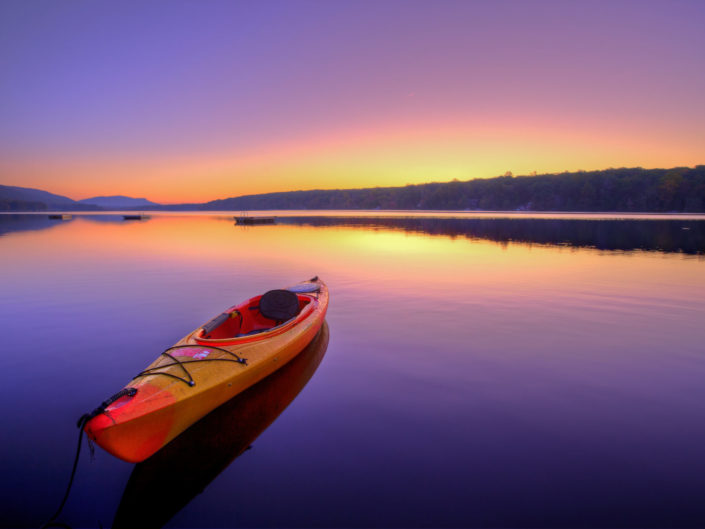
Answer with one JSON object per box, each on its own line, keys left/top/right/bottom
{"left": 1, "top": 0, "right": 704, "bottom": 203}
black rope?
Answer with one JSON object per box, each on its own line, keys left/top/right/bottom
{"left": 131, "top": 345, "right": 247, "bottom": 386}
{"left": 132, "top": 370, "right": 197, "bottom": 386}
{"left": 39, "top": 417, "right": 85, "bottom": 529}
{"left": 165, "top": 343, "right": 247, "bottom": 362}
{"left": 41, "top": 388, "right": 137, "bottom": 529}
{"left": 161, "top": 352, "right": 195, "bottom": 386}
{"left": 79, "top": 387, "right": 138, "bottom": 424}
{"left": 132, "top": 358, "right": 249, "bottom": 386}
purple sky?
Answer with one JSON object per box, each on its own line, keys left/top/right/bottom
{"left": 1, "top": 0, "right": 703, "bottom": 202}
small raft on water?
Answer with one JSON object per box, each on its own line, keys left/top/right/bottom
{"left": 234, "top": 216, "right": 276, "bottom": 225}
{"left": 84, "top": 277, "right": 328, "bottom": 463}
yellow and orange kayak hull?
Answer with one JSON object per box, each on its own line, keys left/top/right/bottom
{"left": 85, "top": 277, "right": 328, "bottom": 463}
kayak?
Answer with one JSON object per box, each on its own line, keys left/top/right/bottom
{"left": 84, "top": 277, "right": 328, "bottom": 463}
{"left": 112, "top": 322, "right": 330, "bottom": 528}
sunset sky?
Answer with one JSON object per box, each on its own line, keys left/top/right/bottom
{"left": 1, "top": 0, "right": 703, "bottom": 204}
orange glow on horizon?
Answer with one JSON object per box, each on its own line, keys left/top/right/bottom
{"left": 2, "top": 114, "right": 703, "bottom": 204}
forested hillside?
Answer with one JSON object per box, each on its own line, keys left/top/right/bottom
{"left": 203, "top": 166, "right": 705, "bottom": 212}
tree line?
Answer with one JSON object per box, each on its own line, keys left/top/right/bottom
{"left": 203, "top": 166, "right": 705, "bottom": 212}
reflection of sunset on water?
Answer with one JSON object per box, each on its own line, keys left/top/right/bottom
{"left": 3, "top": 214, "right": 703, "bottom": 310}
{"left": 2, "top": 213, "right": 705, "bottom": 527}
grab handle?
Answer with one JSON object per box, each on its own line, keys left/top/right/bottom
{"left": 201, "top": 312, "right": 230, "bottom": 335}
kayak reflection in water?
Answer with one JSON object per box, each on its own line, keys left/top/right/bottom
{"left": 112, "top": 322, "right": 330, "bottom": 529}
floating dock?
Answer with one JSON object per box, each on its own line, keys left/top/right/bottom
{"left": 48, "top": 214, "right": 72, "bottom": 220}
{"left": 234, "top": 216, "right": 276, "bottom": 225}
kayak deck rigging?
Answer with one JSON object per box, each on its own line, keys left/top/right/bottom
{"left": 132, "top": 344, "right": 249, "bottom": 387}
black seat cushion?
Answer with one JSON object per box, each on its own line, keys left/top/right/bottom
{"left": 259, "top": 289, "right": 300, "bottom": 321}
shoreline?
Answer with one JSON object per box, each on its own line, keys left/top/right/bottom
{"left": 3, "top": 209, "right": 705, "bottom": 221}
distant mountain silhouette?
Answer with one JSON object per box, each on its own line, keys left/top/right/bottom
{"left": 78, "top": 195, "right": 159, "bottom": 208}
{"left": 0, "top": 184, "right": 76, "bottom": 210}
{"left": 0, "top": 185, "right": 161, "bottom": 211}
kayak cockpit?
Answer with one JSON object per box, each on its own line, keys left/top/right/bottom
{"left": 195, "top": 290, "right": 315, "bottom": 345}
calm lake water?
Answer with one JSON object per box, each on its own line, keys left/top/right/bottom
{"left": 1, "top": 212, "right": 704, "bottom": 528}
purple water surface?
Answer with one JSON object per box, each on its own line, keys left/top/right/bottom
{"left": 1, "top": 214, "right": 704, "bottom": 528}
